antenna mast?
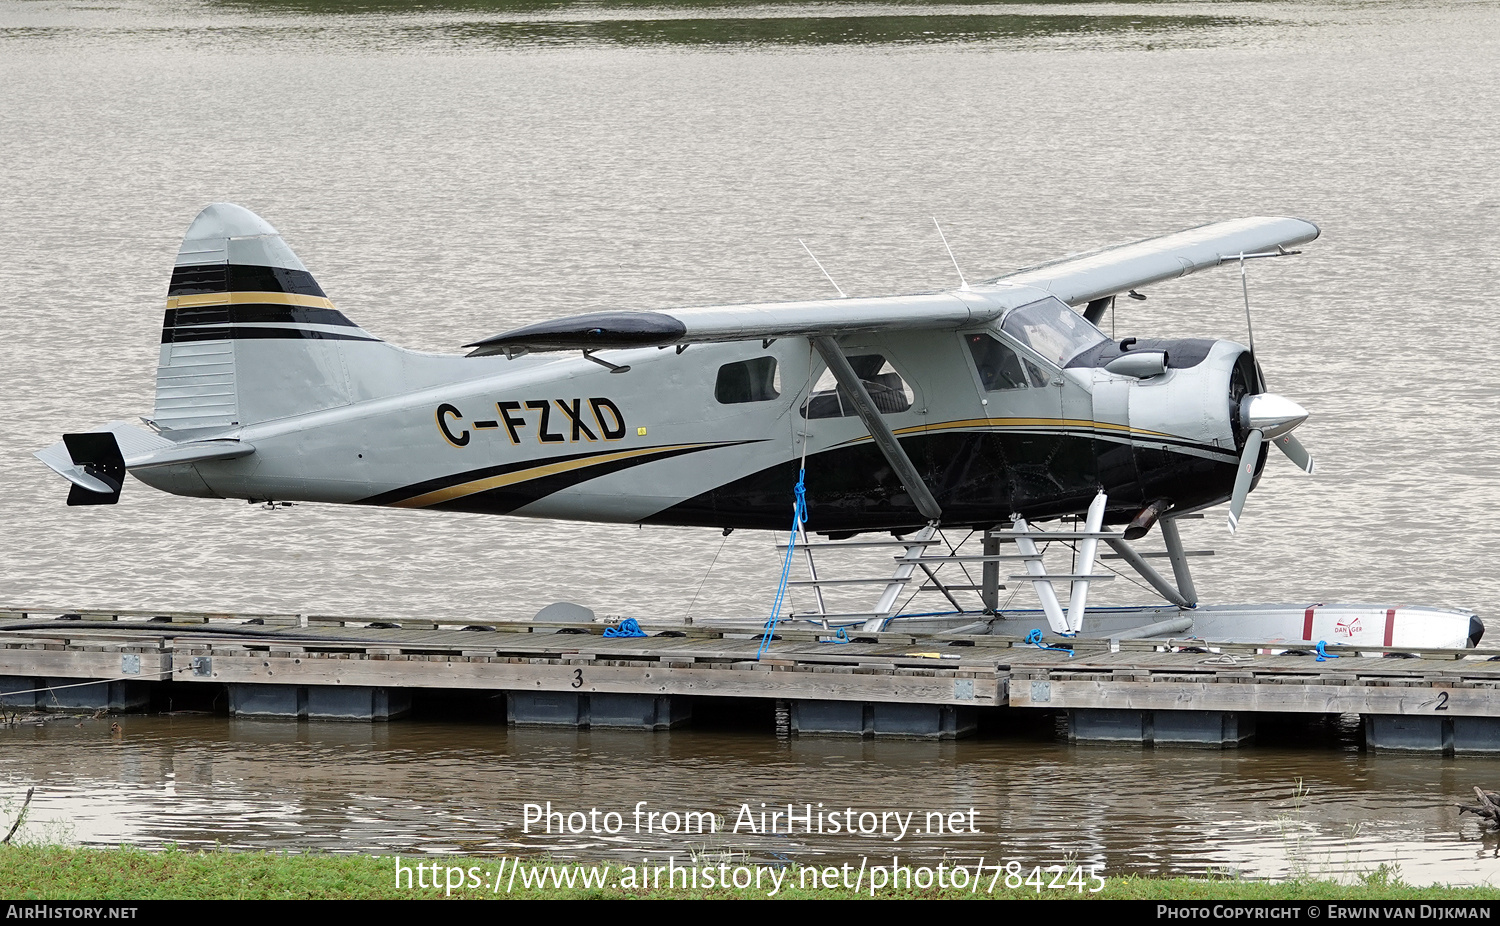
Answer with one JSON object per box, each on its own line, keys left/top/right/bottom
{"left": 932, "top": 218, "right": 969, "bottom": 290}
{"left": 799, "top": 239, "right": 846, "bottom": 298}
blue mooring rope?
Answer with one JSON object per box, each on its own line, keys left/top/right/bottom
{"left": 603, "top": 617, "right": 646, "bottom": 638}
{"left": 758, "top": 469, "right": 807, "bottom": 660}
{"left": 1024, "top": 628, "right": 1074, "bottom": 657}
{"left": 1315, "top": 640, "right": 1340, "bottom": 661}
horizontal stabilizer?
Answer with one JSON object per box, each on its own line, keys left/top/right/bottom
{"left": 125, "top": 438, "right": 256, "bottom": 469}
{"left": 35, "top": 421, "right": 255, "bottom": 505}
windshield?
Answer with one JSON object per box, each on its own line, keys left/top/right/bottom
{"left": 1000, "top": 297, "right": 1109, "bottom": 368}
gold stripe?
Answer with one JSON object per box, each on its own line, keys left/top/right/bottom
{"left": 166, "top": 292, "right": 337, "bottom": 310}
{"left": 890, "top": 417, "right": 1176, "bottom": 439}
{"left": 392, "top": 444, "right": 704, "bottom": 509}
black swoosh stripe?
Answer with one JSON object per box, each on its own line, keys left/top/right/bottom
{"left": 424, "top": 445, "right": 717, "bottom": 516}
{"left": 357, "top": 440, "right": 764, "bottom": 509}
{"left": 642, "top": 430, "right": 1240, "bottom": 533}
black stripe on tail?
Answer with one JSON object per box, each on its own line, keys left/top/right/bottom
{"left": 169, "top": 263, "right": 326, "bottom": 297}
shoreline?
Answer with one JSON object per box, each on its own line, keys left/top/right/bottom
{"left": 1, "top": 846, "right": 1497, "bottom": 900}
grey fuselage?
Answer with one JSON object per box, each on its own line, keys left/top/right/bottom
{"left": 94, "top": 203, "right": 1301, "bottom": 536}
{"left": 137, "top": 294, "right": 1255, "bottom": 534}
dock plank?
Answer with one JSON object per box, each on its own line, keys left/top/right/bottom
{"left": 184, "top": 652, "right": 1003, "bottom": 705}
{"left": 1010, "top": 677, "right": 1494, "bottom": 715}
{"left": 2, "top": 614, "right": 1497, "bottom": 720}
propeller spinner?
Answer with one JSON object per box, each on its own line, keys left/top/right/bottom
{"left": 1227, "top": 376, "right": 1314, "bottom": 533}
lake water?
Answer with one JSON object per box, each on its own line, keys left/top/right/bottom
{"left": 2, "top": 0, "right": 1500, "bottom": 887}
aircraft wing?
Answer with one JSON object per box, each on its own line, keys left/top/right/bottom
{"left": 993, "top": 216, "right": 1321, "bottom": 307}
{"left": 466, "top": 216, "right": 1319, "bottom": 356}
{"left": 464, "top": 291, "right": 1028, "bottom": 357}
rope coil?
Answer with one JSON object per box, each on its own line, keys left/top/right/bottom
{"left": 1024, "top": 628, "right": 1074, "bottom": 657}
{"left": 603, "top": 618, "right": 646, "bottom": 638}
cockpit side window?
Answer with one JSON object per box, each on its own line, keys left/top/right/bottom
{"left": 966, "top": 333, "right": 1049, "bottom": 390}
{"left": 715, "top": 357, "right": 781, "bottom": 404}
{"left": 799, "top": 354, "right": 913, "bottom": 419}
{"left": 1001, "top": 297, "right": 1109, "bottom": 368}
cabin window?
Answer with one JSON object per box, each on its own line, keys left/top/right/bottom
{"left": 1001, "top": 297, "right": 1108, "bottom": 368}
{"left": 715, "top": 357, "right": 781, "bottom": 404}
{"left": 966, "top": 333, "right": 1049, "bottom": 390}
{"left": 800, "top": 354, "right": 914, "bottom": 419}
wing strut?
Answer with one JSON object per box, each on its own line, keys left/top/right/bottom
{"left": 811, "top": 336, "right": 942, "bottom": 522}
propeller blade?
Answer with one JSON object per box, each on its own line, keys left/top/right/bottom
{"left": 1274, "top": 433, "right": 1315, "bottom": 474}
{"left": 1227, "top": 428, "right": 1263, "bottom": 534}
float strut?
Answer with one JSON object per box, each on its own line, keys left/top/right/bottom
{"left": 981, "top": 532, "right": 1001, "bottom": 612}
{"left": 1159, "top": 517, "right": 1199, "bottom": 607}
{"left": 1103, "top": 538, "right": 1192, "bottom": 609}
{"left": 1066, "top": 491, "right": 1107, "bottom": 633}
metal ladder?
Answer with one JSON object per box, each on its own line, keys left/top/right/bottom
{"left": 773, "top": 506, "right": 1207, "bottom": 634}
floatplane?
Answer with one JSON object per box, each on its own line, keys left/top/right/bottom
{"left": 35, "top": 204, "right": 1481, "bottom": 649}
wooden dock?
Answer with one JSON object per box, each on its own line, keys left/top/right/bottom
{"left": 3, "top": 606, "right": 1499, "bottom": 752}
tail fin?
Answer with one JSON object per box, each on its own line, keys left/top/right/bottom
{"left": 153, "top": 203, "right": 383, "bottom": 434}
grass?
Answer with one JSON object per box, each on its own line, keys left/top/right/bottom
{"left": 2, "top": 846, "right": 1499, "bottom": 900}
